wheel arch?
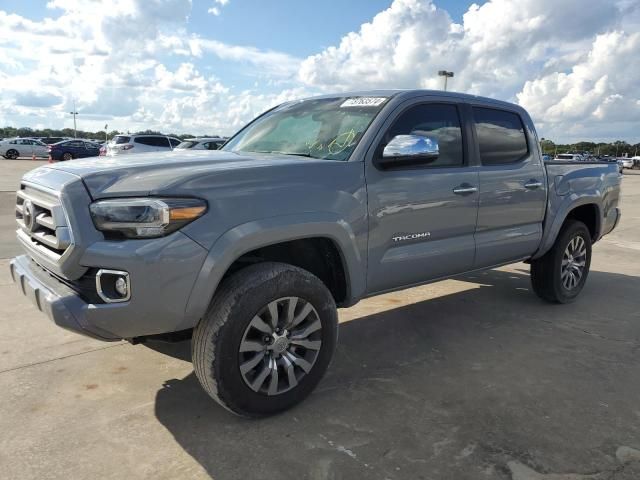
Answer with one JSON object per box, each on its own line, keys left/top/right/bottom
{"left": 182, "top": 213, "right": 365, "bottom": 330}
{"left": 533, "top": 197, "right": 602, "bottom": 259}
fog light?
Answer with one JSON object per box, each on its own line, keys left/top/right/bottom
{"left": 115, "top": 277, "right": 128, "bottom": 296}
{"left": 96, "top": 269, "right": 131, "bottom": 303}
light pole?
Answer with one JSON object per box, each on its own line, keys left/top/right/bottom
{"left": 69, "top": 100, "right": 78, "bottom": 138}
{"left": 104, "top": 124, "right": 108, "bottom": 143}
{"left": 438, "top": 70, "right": 454, "bottom": 91}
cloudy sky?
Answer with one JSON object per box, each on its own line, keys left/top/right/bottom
{"left": 0, "top": 0, "right": 638, "bottom": 142}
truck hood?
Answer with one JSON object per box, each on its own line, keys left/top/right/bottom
{"left": 38, "top": 150, "right": 335, "bottom": 198}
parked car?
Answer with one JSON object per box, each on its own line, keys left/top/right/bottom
{"left": 555, "top": 153, "right": 583, "bottom": 161}
{"left": 9, "top": 90, "right": 621, "bottom": 417}
{"left": 618, "top": 157, "right": 634, "bottom": 169}
{"left": 48, "top": 139, "right": 101, "bottom": 161}
{"left": 0, "top": 138, "right": 48, "bottom": 159}
{"left": 39, "top": 137, "right": 72, "bottom": 145}
{"left": 541, "top": 154, "right": 552, "bottom": 161}
{"left": 174, "top": 137, "right": 226, "bottom": 150}
{"left": 106, "top": 134, "right": 182, "bottom": 156}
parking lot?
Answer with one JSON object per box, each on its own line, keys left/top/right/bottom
{"left": 0, "top": 159, "right": 639, "bottom": 479}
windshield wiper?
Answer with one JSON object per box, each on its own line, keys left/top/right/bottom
{"left": 271, "top": 151, "right": 316, "bottom": 158}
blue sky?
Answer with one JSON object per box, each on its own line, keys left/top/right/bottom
{"left": 0, "top": 0, "right": 638, "bottom": 142}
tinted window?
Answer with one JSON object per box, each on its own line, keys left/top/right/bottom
{"left": 67, "top": 141, "right": 84, "bottom": 148}
{"left": 168, "top": 138, "right": 181, "bottom": 147}
{"left": 382, "top": 103, "right": 464, "bottom": 167}
{"left": 135, "top": 136, "right": 170, "bottom": 147}
{"left": 473, "top": 107, "right": 528, "bottom": 165}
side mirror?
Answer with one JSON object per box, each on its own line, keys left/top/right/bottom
{"left": 377, "top": 134, "right": 439, "bottom": 169}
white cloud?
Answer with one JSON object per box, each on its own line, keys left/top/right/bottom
{"left": 298, "top": 0, "right": 638, "bottom": 142}
{"left": 208, "top": 0, "right": 229, "bottom": 16}
{"left": 0, "top": 0, "right": 638, "bottom": 142}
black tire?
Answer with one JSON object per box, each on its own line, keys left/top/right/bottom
{"left": 530, "top": 220, "right": 592, "bottom": 303}
{"left": 192, "top": 262, "right": 338, "bottom": 417}
{"left": 62, "top": 152, "right": 73, "bottom": 161}
{"left": 6, "top": 149, "right": 19, "bottom": 159}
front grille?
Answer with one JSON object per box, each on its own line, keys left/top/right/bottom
{"left": 15, "top": 184, "right": 72, "bottom": 260}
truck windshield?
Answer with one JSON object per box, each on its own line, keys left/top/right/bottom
{"left": 222, "top": 96, "right": 388, "bottom": 161}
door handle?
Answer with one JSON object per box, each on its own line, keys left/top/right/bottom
{"left": 453, "top": 184, "right": 478, "bottom": 195}
{"left": 524, "top": 180, "right": 543, "bottom": 190}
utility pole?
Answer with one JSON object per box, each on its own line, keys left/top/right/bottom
{"left": 104, "top": 124, "right": 108, "bottom": 143}
{"left": 438, "top": 70, "right": 454, "bottom": 91}
{"left": 69, "top": 100, "right": 78, "bottom": 138}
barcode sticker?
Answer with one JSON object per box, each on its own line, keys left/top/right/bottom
{"left": 340, "top": 97, "right": 387, "bottom": 108}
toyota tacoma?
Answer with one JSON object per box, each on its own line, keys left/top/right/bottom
{"left": 9, "top": 91, "right": 621, "bottom": 416}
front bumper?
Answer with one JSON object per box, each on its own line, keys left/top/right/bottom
{"left": 9, "top": 232, "right": 209, "bottom": 341}
{"left": 10, "top": 255, "right": 119, "bottom": 340}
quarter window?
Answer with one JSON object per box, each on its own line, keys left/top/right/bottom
{"left": 381, "top": 103, "right": 464, "bottom": 167}
{"left": 473, "top": 107, "right": 528, "bottom": 165}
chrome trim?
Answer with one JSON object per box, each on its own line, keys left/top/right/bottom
{"left": 452, "top": 186, "right": 478, "bottom": 195}
{"left": 524, "top": 180, "right": 543, "bottom": 190}
{"left": 95, "top": 269, "right": 131, "bottom": 303}
{"left": 15, "top": 182, "right": 75, "bottom": 268}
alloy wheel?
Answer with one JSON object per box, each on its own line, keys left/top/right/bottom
{"left": 238, "top": 296, "right": 322, "bottom": 396}
{"left": 561, "top": 235, "right": 587, "bottom": 290}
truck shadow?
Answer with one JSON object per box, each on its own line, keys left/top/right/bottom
{"left": 152, "top": 268, "right": 640, "bottom": 479}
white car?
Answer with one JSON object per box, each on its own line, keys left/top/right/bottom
{"left": 174, "top": 137, "right": 226, "bottom": 150}
{"left": 106, "top": 134, "right": 182, "bottom": 156}
{"left": 0, "top": 138, "right": 49, "bottom": 159}
{"left": 618, "top": 158, "right": 634, "bottom": 169}
{"left": 555, "top": 153, "right": 583, "bottom": 161}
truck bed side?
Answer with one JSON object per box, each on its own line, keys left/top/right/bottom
{"left": 534, "top": 161, "right": 621, "bottom": 259}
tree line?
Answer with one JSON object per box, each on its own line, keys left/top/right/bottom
{"left": 539, "top": 139, "right": 639, "bottom": 157}
{"left": 1, "top": 126, "right": 638, "bottom": 157}
{"left": 0, "top": 127, "right": 220, "bottom": 142}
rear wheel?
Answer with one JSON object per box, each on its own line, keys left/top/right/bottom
{"left": 192, "top": 262, "right": 338, "bottom": 417}
{"left": 530, "top": 220, "right": 592, "bottom": 303}
{"left": 62, "top": 152, "right": 73, "bottom": 161}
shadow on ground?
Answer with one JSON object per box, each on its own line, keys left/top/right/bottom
{"left": 152, "top": 268, "right": 640, "bottom": 479}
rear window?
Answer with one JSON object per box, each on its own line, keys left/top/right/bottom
{"left": 134, "top": 136, "right": 169, "bottom": 147}
{"left": 168, "top": 138, "right": 181, "bottom": 147}
{"left": 113, "top": 136, "right": 130, "bottom": 144}
{"left": 473, "top": 107, "right": 528, "bottom": 165}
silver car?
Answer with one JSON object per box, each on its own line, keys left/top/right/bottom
{"left": 174, "top": 137, "right": 226, "bottom": 150}
{"left": 0, "top": 138, "right": 49, "bottom": 159}
{"left": 106, "top": 134, "right": 182, "bottom": 156}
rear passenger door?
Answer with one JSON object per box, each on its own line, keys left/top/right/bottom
{"left": 471, "top": 106, "right": 547, "bottom": 268}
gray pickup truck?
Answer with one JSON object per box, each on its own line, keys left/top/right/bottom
{"left": 9, "top": 90, "right": 621, "bottom": 416}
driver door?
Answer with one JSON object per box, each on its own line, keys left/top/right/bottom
{"left": 365, "top": 100, "right": 479, "bottom": 294}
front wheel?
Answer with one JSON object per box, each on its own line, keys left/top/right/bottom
{"left": 192, "top": 262, "right": 338, "bottom": 417}
{"left": 530, "top": 220, "right": 592, "bottom": 303}
{"left": 5, "top": 149, "right": 19, "bottom": 159}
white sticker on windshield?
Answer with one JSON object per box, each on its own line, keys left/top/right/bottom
{"left": 340, "top": 97, "right": 387, "bottom": 108}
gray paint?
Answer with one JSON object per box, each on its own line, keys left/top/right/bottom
{"left": 8, "top": 90, "right": 622, "bottom": 340}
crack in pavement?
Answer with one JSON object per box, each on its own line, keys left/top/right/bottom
{"left": 0, "top": 342, "right": 127, "bottom": 375}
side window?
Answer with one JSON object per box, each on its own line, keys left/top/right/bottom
{"left": 382, "top": 103, "right": 464, "bottom": 167}
{"left": 67, "top": 141, "right": 83, "bottom": 148}
{"left": 134, "top": 136, "right": 153, "bottom": 146}
{"left": 472, "top": 107, "right": 528, "bottom": 165}
{"left": 168, "top": 138, "right": 181, "bottom": 147}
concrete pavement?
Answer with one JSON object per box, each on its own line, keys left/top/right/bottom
{"left": 1, "top": 159, "right": 639, "bottom": 479}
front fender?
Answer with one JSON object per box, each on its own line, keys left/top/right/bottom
{"left": 180, "top": 212, "right": 366, "bottom": 329}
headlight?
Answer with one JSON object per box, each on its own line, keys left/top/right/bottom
{"left": 89, "top": 197, "right": 207, "bottom": 238}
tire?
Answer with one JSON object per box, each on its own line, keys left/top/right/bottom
{"left": 62, "top": 152, "right": 73, "bottom": 161}
{"left": 6, "top": 149, "right": 19, "bottom": 160}
{"left": 192, "top": 262, "right": 338, "bottom": 417}
{"left": 530, "top": 220, "right": 592, "bottom": 303}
